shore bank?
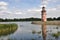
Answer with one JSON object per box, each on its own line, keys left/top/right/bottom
{"left": 31, "top": 21, "right": 60, "bottom": 25}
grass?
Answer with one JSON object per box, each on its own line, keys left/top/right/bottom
{"left": 0, "top": 24, "right": 18, "bottom": 36}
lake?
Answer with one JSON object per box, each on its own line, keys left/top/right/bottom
{"left": 0, "top": 22, "right": 60, "bottom": 40}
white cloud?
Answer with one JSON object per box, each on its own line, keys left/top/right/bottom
{"left": 47, "top": 8, "right": 56, "bottom": 12}
{"left": 0, "top": 1, "right": 8, "bottom": 6}
{"left": 0, "top": 1, "right": 60, "bottom": 19}
{"left": 14, "top": 10, "right": 22, "bottom": 14}
{"left": 41, "top": 0, "right": 49, "bottom": 7}
{"left": 46, "top": 6, "right": 60, "bottom": 18}
{"left": 41, "top": 0, "right": 59, "bottom": 7}
{"left": 27, "top": 9, "right": 41, "bottom": 12}
{"left": 0, "top": 1, "right": 8, "bottom": 11}
{"left": 23, "top": 5, "right": 60, "bottom": 18}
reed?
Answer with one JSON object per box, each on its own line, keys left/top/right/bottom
{"left": 0, "top": 24, "right": 18, "bottom": 36}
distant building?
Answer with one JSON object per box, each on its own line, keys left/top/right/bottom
{"left": 41, "top": 7, "right": 47, "bottom": 22}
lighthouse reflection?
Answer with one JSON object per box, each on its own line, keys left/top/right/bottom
{"left": 42, "top": 22, "right": 47, "bottom": 40}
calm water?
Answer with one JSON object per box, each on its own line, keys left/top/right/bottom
{"left": 0, "top": 22, "right": 60, "bottom": 40}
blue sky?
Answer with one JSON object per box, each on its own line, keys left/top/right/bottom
{"left": 0, "top": 0, "right": 60, "bottom": 19}
{"left": 0, "top": 0, "right": 41, "bottom": 10}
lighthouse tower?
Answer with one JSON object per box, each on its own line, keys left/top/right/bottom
{"left": 41, "top": 7, "right": 47, "bottom": 22}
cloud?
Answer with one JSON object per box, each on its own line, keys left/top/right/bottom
{"left": 41, "top": 0, "right": 59, "bottom": 7}
{"left": 13, "top": 10, "right": 22, "bottom": 14}
{"left": 46, "top": 6, "right": 60, "bottom": 18}
{"left": 0, "top": 1, "right": 8, "bottom": 6}
{"left": 0, "top": 1, "right": 12, "bottom": 16}
{"left": 27, "top": 9, "right": 41, "bottom": 12}
{"left": 23, "top": 5, "right": 60, "bottom": 18}
{"left": 0, "top": 0, "right": 60, "bottom": 19}
{"left": 0, "top": 1, "right": 24, "bottom": 19}
{"left": 41, "top": 0, "right": 49, "bottom": 7}
{"left": 0, "top": 1, "right": 8, "bottom": 10}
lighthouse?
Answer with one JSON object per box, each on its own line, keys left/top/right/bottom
{"left": 41, "top": 7, "right": 47, "bottom": 22}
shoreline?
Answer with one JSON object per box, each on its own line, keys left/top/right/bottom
{"left": 31, "top": 21, "right": 60, "bottom": 25}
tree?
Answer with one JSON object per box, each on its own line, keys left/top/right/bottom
{"left": 57, "top": 17, "right": 60, "bottom": 20}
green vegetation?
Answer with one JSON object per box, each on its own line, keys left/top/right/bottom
{"left": 0, "top": 24, "right": 18, "bottom": 36}
{"left": 0, "top": 17, "right": 60, "bottom": 21}
{"left": 0, "top": 18, "right": 41, "bottom": 22}
{"left": 31, "top": 38, "right": 35, "bottom": 40}
{"left": 32, "top": 30, "right": 41, "bottom": 34}
{"left": 37, "top": 31, "right": 41, "bottom": 34}
{"left": 32, "top": 30, "right": 36, "bottom": 34}
{"left": 52, "top": 32, "right": 60, "bottom": 38}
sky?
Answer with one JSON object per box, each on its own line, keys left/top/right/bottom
{"left": 0, "top": 0, "right": 60, "bottom": 19}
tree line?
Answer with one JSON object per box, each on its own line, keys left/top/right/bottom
{"left": 0, "top": 17, "right": 60, "bottom": 22}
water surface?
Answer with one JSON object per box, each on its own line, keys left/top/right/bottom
{"left": 0, "top": 22, "right": 60, "bottom": 40}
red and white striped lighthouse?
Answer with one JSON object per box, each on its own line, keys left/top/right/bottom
{"left": 41, "top": 7, "right": 47, "bottom": 22}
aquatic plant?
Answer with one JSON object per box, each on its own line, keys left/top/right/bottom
{"left": 37, "top": 31, "right": 41, "bottom": 34}
{"left": 32, "top": 30, "right": 36, "bottom": 34}
{"left": 0, "top": 24, "right": 18, "bottom": 36}
{"left": 52, "top": 33, "right": 59, "bottom": 38}
{"left": 56, "top": 27, "right": 58, "bottom": 29}
{"left": 32, "top": 30, "right": 41, "bottom": 35}
{"left": 52, "top": 31, "right": 60, "bottom": 39}
{"left": 31, "top": 38, "right": 35, "bottom": 40}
